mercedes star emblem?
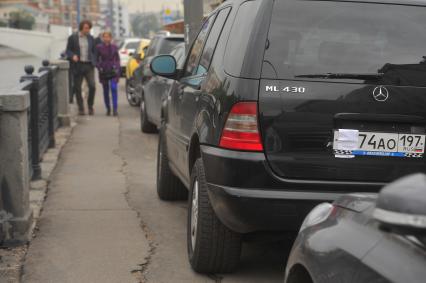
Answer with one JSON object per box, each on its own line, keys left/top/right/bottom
{"left": 373, "top": 86, "right": 389, "bottom": 102}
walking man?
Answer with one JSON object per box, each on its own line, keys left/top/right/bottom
{"left": 66, "top": 20, "right": 97, "bottom": 115}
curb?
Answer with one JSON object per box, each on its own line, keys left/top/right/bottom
{"left": 0, "top": 106, "right": 78, "bottom": 283}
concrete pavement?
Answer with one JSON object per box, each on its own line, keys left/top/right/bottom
{"left": 22, "top": 83, "right": 292, "bottom": 283}
{"left": 116, "top": 86, "right": 292, "bottom": 283}
{"left": 22, "top": 91, "right": 150, "bottom": 282}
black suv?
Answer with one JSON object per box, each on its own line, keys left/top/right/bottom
{"left": 150, "top": 0, "right": 426, "bottom": 273}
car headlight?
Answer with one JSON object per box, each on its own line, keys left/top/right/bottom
{"left": 299, "top": 202, "right": 334, "bottom": 233}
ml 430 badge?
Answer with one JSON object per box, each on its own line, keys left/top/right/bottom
{"left": 265, "top": 85, "right": 306, "bottom": 93}
{"left": 333, "top": 129, "right": 425, "bottom": 158}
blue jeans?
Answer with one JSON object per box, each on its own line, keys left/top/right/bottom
{"left": 102, "top": 80, "right": 118, "bottom": 111}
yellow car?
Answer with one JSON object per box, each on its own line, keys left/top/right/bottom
{"left": 126, "top": 39, "right": 150, "bottom": 106}
{"left": 126, "top": 39, "right": 150, "bottom": 79}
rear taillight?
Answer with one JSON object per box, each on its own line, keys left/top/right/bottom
{"left": 121, "top": 49, "right": 128, "bottom": 55}
{"left": 219, "top": 102, "right": 263, "bottom": 151}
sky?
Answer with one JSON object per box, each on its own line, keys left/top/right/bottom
{"left": 118, "top": 0, "right": 183, "bottom": 13}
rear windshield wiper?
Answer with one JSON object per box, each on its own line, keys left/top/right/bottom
{"left": 295, "top": 73, "right": 384, "bottom": 80}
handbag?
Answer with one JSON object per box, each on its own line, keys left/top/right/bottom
{"left": 100, "top": 68, "right": 117, "bottom": 80}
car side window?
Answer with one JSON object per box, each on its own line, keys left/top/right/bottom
{"left": 146, "top": 38, "right": 158, "bottom": 57}
{"left": 172, "top": 46, "right": 185, "bottom": 69}
{"left": 176, "top": 47, "right": 186, "bottom": 68}
{"left": 195, "top": 7, "right": 231, "bottom": 76}
{"left": 185, "top": 14, "right": 217, "bottom": 77}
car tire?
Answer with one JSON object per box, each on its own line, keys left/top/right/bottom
{"left": 187, "top": 158, "right": 242, "bottom": 273}
{"left": 140, "top": 94, "right": 157, "bottom": 133}
{"left": 156, "top": 125, "right": 188, "bottom": 200}
{"left": 126, "top": 78, "right": 140, "bottom": 107}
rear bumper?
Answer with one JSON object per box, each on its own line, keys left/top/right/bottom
{"left": 201, "top": 145, "right": 384, "bottom": 233}
{"left": 207, "top": 183, "right": 341, "bottom": 233}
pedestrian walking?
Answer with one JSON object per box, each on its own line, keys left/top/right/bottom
{"left": 65, "top": 20, "right": 97, "bottom": 115}
{"left": 96, "top": 31, "right": 120, "bottom": 116}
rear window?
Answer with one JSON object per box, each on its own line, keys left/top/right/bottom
{"left": 158, "top": 38, "right": 184, "bottom": 55}
{"left": 224, "top": 0, "right": 262, "bottom": 78}
{"left": 263, "top": 0, "right": 426, "bottom": 86}
{"left": 125, "top": 41, "right": 140, "bottom": 50}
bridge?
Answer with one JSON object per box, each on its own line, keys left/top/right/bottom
{"left": 0, "top": 25, "right": 71, "bottom": 59}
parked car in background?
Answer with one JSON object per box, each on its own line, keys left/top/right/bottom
{"left": 125, "top": 39, "right": 151, "bottom": 106}
{"left": 135, "top": 32, "right": 184, "bottom": 132}
{"left": 149, "top": 0, "right": 426, "bottom": 273}
{"left": 285, "top": 174, "right": 426, "bottom": 283}
{"left": 118, "top": 38, "right": 141, "bottom": 76}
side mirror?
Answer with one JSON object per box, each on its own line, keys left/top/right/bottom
{"left": 150, "top": 55, "right": 177, "bottom": 78}
{"left": 374, "top": 174, "right": 426, "bottom": 235}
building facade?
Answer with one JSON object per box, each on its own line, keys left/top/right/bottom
{"left": 0, "top": 0, "right": 101, "bottom": 31}
{"left": 100, "top": 0, "right": 129, "bottom": 38}
{"left": 0, "top": 1, "right": 49, "bottom": 31}
{"left": 62, "top": 0, "right": 101, "bottom": 30}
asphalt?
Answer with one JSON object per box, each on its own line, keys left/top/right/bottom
{"left": 22, "top": 83, "right": 293, "bottom": 283}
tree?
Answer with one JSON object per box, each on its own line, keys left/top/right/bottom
{"left": 9, "top": 10, "right": 35, "bottom": 30}
{"left": 131, "top": 13, "right": 160, "bottom": 38}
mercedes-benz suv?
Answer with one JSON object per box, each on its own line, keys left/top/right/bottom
{"left": 149, "top": 0, "right": 426, "bottom": 273}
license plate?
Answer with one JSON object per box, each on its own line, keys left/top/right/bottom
{"left": 333, "top": 130, "right": 425, "bottom": 158}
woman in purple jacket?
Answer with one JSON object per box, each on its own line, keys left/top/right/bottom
{"left": 96, "top": 31, "right": 120, "bottom": 116}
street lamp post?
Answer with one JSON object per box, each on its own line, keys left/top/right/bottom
{"left": 183, "top": 0, "right": 203, "bottom": 50}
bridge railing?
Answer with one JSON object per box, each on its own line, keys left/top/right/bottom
{"left": 20, "top": 62, "right": 61, "bottom": 180}
{"left": 0, "top": 59, "right": 70, "bottom": 245}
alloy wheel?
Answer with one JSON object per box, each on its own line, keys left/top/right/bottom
{"left": 140, "top": 99, "right": 146, "bottom": 123}
{"left": 191, "top": 179, "right": 199, "bottom": 251}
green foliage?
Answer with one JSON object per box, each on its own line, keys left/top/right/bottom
{"left": 9, "top": 10, "right": 35, "bottom": 30}
{"left": 131, "top": 13, "right": 160, "bottom": 38}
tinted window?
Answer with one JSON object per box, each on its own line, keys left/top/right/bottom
{"left": 125, "top": 41, "right": 140, "bottom": 50}
{"left": 224, "top": 0, "right": 261, "bottom": 77}
{"left": 171, "top": 44, "right": 186, "bottom": 68}
{"left": 185, "top": 14, "right": 217, "bottom": 76}
{"left": 158, "top": 38, "right": 184, "bottom": 55}
{"left": 264, "top": 1, "right": 426, "bottom": 86}
{"left": 146, "top": 37, "right": 159, "bottom": 57}
{"left": 196, "top": 7, "right": 231, "bottom": 76}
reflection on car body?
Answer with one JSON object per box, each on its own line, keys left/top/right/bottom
{"left": 285, "top": 174, "right": 426, "bottom": 283}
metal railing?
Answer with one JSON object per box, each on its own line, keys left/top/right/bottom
{"left": 19, "top": 61, "right": 60, "bottom": 180}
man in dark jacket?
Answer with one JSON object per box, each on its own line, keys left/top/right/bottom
{"left": 66, "top": 20, "right": 97, "bottom": 115}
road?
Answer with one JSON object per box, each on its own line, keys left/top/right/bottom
{"left": 21, "top": 74, "right": 293, "bottom": 282}
{"left": 116, "top": 85, "right": 294, "bottom": 282}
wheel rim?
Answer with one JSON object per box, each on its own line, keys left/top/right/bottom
{"left": 157, "top": 136, "right": 163, "bottom": 181}
{"left": 191, "top": 179, "right": 199, "bottom": 251}
{"left": 140, "top": 99, "right": 146, "bottom": 123}
{"left": 127, "top": 83, "right": 136, "bottom": 104}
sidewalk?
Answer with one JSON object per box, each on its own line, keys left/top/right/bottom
{"left": 22, "top": 89, "right": 149, "bottom": 282}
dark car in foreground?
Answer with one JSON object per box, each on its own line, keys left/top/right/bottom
{"left": 149, "top": 0, "right": 426, "bottom": 273}
{"left": 285, "top": 174, "right": 426, "bottom": 283}
{"left": 136, "top": 33, "right": 184, "bottom": 132}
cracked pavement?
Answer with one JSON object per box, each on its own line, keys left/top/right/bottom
{"left": 116, "top": 85, "right": 292, "bottom": 283}
{"left": 21, "top": 83, "right": 291, "bottom": 283}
